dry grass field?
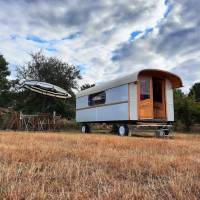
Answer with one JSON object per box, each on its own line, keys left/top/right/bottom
{"left": 0, "top": 131, "right": 199, "bottom": 200}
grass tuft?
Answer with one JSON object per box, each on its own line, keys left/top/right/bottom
{"left": 0, "top": 131, "right": 199, "bottom": 199}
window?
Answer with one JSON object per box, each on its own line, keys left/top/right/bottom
{"left": 88, "top": 91, "right": 106, "bottom": 106}
{"left": 153, "top": 78, "right": 163, "bottom": 103}
{"left": 140, "top": 79, "right": 150, "bottom": 100}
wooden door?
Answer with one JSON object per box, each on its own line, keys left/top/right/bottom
{"left": 138, "top": 77, "right": 154, "bottom": 120}
{"left": 153, "top": 78, "right": 166, "bottom": 120}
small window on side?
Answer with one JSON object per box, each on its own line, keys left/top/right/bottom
{"left": 88, "top": 91, "right": 106, "bottom": 106}
{"left": 140, "top": 79, "right": 150, "bottom": 100}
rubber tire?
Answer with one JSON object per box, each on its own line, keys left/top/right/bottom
{"left": 164, "top": 129, "right": 170, "bottom": 136}
{"left": 81, "top": 124, "right": 91, "bottom": 133}
{"left": 111, "top": 124, "right": 119, "bottom": 134}
{"left": 118, "top": 125, "right": 129, "bottom": 136}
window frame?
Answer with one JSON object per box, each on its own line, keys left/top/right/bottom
{"left": 88, "top": 91, "right": 106, "bottom": 106}
{"left": 140, "top": 79, "right": 151, "bottom": 101}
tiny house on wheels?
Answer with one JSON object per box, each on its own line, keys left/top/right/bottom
{"left": 76, "top": 69, "right": 183, "bottom": 137}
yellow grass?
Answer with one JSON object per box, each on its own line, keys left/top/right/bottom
{"left": 0, "top": 131, "right": 199, "bottom": 200}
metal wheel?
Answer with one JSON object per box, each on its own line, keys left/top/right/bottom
{"left": 159, "top": 129, "right": 165, "bottom": 137}
{"left": 155, "top": 129, "right": 165, "bottom": 138}
{"left": 118, "top": 125, "right": 129, "bottom": 136}
{"left": 81, "top": 124, "right": 91, "bottom": 133}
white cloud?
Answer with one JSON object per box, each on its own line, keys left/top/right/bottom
{"left": 0, "top": 0, "right": 199, "bottom": 92}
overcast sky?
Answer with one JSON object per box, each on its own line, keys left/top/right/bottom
{"left": 0, "top": 0, "right": 199, "bottom": 92}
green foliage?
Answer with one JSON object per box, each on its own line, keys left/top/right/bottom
{"left": 189, "top": 82, "right": 200, "bottom": 102}
{"left": 15, "top": 52, "right": 81, "bottom": 118}
{"left": 0, "top": 55, "right": 10, "bottom": 91}
{"left": 174, "top": 89, "right": 200, "bottom": 131}
{"left": 81, "top": 83, "right": 95, "bottom": 91}
{"left": 0, "top": 112, "right": 12, "bottom": 129}
{"left": 17, "top": 52, "right": 81, "bottom": 91}
{"left": 0, "top": 55, "right": 11, "bottom": 107}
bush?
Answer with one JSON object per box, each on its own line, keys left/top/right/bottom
{"left": 174, "top": 89, "right": 200, "bottom": 131}
{"left": 0, "top": 113, "right": 12, "bottom": 129}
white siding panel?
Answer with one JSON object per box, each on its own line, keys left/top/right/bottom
{"left": 129, "top": 83, "right": 138, "bottom": 120}
{"left": 76, "top": 96, "right": 88, "bottom": 109}
{"left": 166, "top": 80, "right": 174, "bottom": 121}
{"left": 76, "top": 103, "right": 128, "bottom": 122}
{"left": 76, "top": 85, "right": 128, "bottom": 110}
{"left": 76, "top": 107, "right": 97, "bottom": 122}
{"left": 106, "top": 85, "right": 128, "bottom": 103}
{"left": 97, "top": 103, "right": 128, "bottom": 121}
{"left": 76, "top": 84, "right": 129, "bottom": 122}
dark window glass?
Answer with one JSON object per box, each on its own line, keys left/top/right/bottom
{"left": 88, "top": 91, "right": 106, "bottom": 106}
{"left": 153, "top": 78, "right": 163, "bottom": 103}
{"left": 140, "top": 79, "right": 150, "bottom": 100}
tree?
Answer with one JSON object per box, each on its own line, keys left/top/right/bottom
{"left": 17, "top": 52, "right": 81, "bottom": 91}
{"left": 189, "top": 82, "right": 200, "bottom": 102}
{"left": 16, "top": 52, "right": 81, "bottom": 118}
{"left": 174, "top": 89, "right": 200, "bottom": 131}
{"left": 0, "top": 55, "right": 10, "bottom": 92}
{"left": 81, "top": 83, "right": 95, "bottom": 91}
{"left": 0, "top": 55, "right": 11, "bottom": 107}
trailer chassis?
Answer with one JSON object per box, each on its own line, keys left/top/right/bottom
{"left": 80, "top": 121, "right": 173, "bottom": 138}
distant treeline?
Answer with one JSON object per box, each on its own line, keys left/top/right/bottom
{"left": 0, "top": 52, "right": 200, "bottom": 132}
{"left": 174, "top": 86, "right": 200, "bottom": 131}
{"left": 0, "top": 52, "right": 94, "bottom": 120}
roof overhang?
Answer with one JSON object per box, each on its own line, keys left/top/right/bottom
{"left": 138, "top": 69, "right": 183, "bottom": 89}
{"left": 76, "top": 69, "right": 183, "bottom": 98}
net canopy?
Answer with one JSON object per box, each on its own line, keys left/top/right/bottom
{"left": 22, "top": 80, "right": 71, "bottom": 99}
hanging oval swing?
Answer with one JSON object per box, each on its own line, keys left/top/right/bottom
{"left": 21, "top": 80, "right": 71, "bottom": 99}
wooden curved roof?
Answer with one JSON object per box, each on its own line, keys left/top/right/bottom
{"left": 76, "top": 69, "right": 183, "bottom": 97}
{"left": 138, "top": 69, "right": 183, "bottom": 89}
